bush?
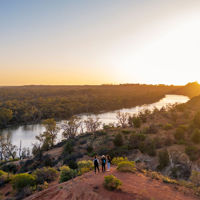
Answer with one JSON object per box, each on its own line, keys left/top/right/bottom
{"left": 191, "top": 129, "right": 200, "bottom": 144}
{"left": 132, "top": 117, "right": 141, "bottom": 128}
{"left": 122, "top": 129, "right": 132, "bottom": 134}
{"left": 193, "top": 112, "right": 200, "bottom": 129}
{"left": 86, "top": 145, "right": 93, "bottom": 153}
{"left": 104, "top": 175, "right": 122, "bottom": 190}
{"left": 95, "top": 130, "right": 107, "bottom": 136}
{"left": 174, "top": 127, "right": 185, "bottom": 142}
{"left": 144, "top": 124, "right": 157, "bottom": 134}
{"left": 77, "top": 160, "right": 93, "bottom": 170}
{"left": 63, "top": 139, "right": 74, "bottom": 154}
{"left": 128, "top": 133, "right": 146, "bottom": 149}
{"left": 163, "top": 123, "right": 173, "bottom": 130}
{"left": 12, "top": 173, "right": 36, "bottom": 192}
{"left": 185, "top": 145, "right": 199, "bottom": 161}
{"left": 37, "top": 181, "right": 48, "bottom": 191}
{"left": 112, "top": 157, "right": 128, "bottom": 165}
{"left": 1, "top": 163, "right": 18, "bottom": 174}
{"left": 190, "top": 170, "right": 200, "bottom": 186}
{"left": 139, "top": 140, "right": 156, "bottom": 156}
{"left": 33, "top": 167, "right": 58, "bottom": 184}
{"left": 63, "top": 152, "right": 83, "bottom": 165}
{"left": 79, "top": 167, "right": 91, "bottom": 175}
{"left": 113, "top": 133, "right": 123, "bottom": 147}
{"left": 157, "top": 149, "right": 169, "bottom": 170}
{"left": 68, "top": 160, "right": 78, "bottom": 169}
{"left": 0, "top": 170, "right": 9, "bottom": 186}
{"left": 117, "top": 161, "right": 136, "bottom": 172}
{"left": 59, "top": 166, "right": 77, "bottom": 183}
{"left": 41, "top": 154, "right": 54, "bottom": 167}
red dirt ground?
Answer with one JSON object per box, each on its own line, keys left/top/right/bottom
{"left": 25, "top": 167, "right": 198, "bottom": 200}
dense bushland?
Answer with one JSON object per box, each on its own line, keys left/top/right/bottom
{"left": 0, "top": 84, "right": 180, "bottom": 128}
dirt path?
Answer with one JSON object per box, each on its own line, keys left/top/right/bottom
{"left": 25, "top": 167, "right": 198, "bottom": 200}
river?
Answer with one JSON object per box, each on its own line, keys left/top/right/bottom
{"left": 0, "top": 94, "right": 189, "bottom": 150}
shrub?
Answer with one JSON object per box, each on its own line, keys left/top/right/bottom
{"left": 163, "top": 123, "right": 173, "bottom": 130}
{"left": 37, "top": 181, "right": 48, "bottom": 191}
{"left": 193, "top": 112, "right": 200, "bottom": 129}
{"left": 157, "top": 149, "right": 169, "bottom": 170}
{"left": 190, "top": 170, "right": 200, "bottom": 186}
{"left": 33, "top": 167, "right": 58, "bottom": 184}
{"left": 86, "top": 145, "right": 93, "bottom": 153}
{"left": 191, "top": 129, "right": 200, "bottom": 144}
{"left": 128, "top": 133, "right": 146, "bottom": 149}
{"left": 77, "top": 160, "right": 93, "bottom": 170}
{"left": 79, "top": 139, "right": 87, "bottom": 145}
{"left": 1, "top": 163, "right": 18, "bottom": 174}
{"left": 139, "top": 140, "right": 156, "bottom": 156}
{"left": 162, "top": 176, "right": 177, "bottom": 184}
{"left": 59, "top": 166, "right": 77, "bottom": 183}
{"left": 117, "top": 161, "right": 136, "bottom": 172}
{"left": 95, "top": 130, "right": 107, "bottom": 136}
{"left": 79, "top": 167, "right": 91, "bottom": 175}
{"left": 132, "top": 117, "right": 141, "bottom": 128}
{"left": 113, "top": 133, "right": 123, "bottom": 147}
{"left": 112, "top": 157, "right": 128, "bottom": 165}
{"left": 41, "top": 154, "right": 54, "bottom": 167}
{"left": 97, "top": 148, "right": 109, "bottom": 156}
{"left": 174, "top": 127, "right": 185, "bottom": 142}
{"left": 63, "top": 152, "right": 83, "bottom": 165}
{"left": 0, "top": 170, "right": 9, "bottom": 186}
{"left": 104, "top": 175, "right": 122, "bottom": 190}
{"left": 68, "top": 160, "right": 78, "bottom": 169}
{"left": 144, "top": 124, "right": 157, "bottom": 134}
{"left": 185, "top": 145, "right": 199, "bottom": 161}
{"left": 63, "top": 139, "right": 74, "bottom": 154}
{"left": 122, "top": 130, "right": 131, "bottom": 135}
{"left": 12, "top": 173, "right": 36, "bottom": 192}
{"left": 153, "top": 137, "right": 164, "bottom": 149}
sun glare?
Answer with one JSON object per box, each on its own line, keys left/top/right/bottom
{"left": 110, "top": 14, "right": 200, "bottom": 85}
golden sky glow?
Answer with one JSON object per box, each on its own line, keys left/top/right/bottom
{"left": 0, "top": 0, "right": 200, "bottom": 85}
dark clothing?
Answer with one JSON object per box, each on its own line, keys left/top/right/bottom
{"left": 95, "top": 164, "right": 100, "bottom": 173}
{"left": 101, "top": 157, "right": 106, "bottom": 172}
{"left": 93, "top": 158, "right": 100, "bottom": 174}
{"left": 102, "top": 164, "right": 105, "bottom": 172}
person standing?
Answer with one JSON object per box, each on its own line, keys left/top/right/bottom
{"left": 101, "top": 155, "right": 106, "bottom": 172}
{"left": 93, "top": 156, "right": 100, "bottom": 174}
{"left": 107, "top": 155, "right": 111, "bottom": 171}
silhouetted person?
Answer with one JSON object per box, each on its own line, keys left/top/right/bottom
{"left": 107, "top": 155, "right": 111, "bottom": 171}
{"left": 101, "top": 155, "right": 106, "bottom": 172}
{"left": 93, "top": 156, "right": 100, "bottom": 174}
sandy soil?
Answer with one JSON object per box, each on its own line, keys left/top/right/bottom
{"left": 25, "top": 167, "right": 198, "bottom": 200}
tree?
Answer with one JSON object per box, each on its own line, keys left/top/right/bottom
{"left": 128, "top": 115, "right": 141, "bottom": 128}
{"left": 0, "top": 135, "right": 5, "bottom": 160}
{"left": 84, "top": 117, "right": 101, "bottom": 133}
{"left": 116, "top": 111, "right": 129, "bottom": 128}
{"left": 3, "top": 134, "right": 17, "bottom": 160}
{"left": 0, "top": 108, "right": 13, "bottom": 127}
{"left": 36, "top": 118, "right": 60, "bottom": 150}
{"left": 62, "top": 116, "right": 82, "bottom": 139}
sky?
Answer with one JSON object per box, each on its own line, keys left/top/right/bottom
{"left": 0, "top": 0, "right": 200, "bottom": 86}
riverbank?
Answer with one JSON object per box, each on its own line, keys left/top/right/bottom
{"left": 0, "top": 94, "right": 189, "bottom": 151}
